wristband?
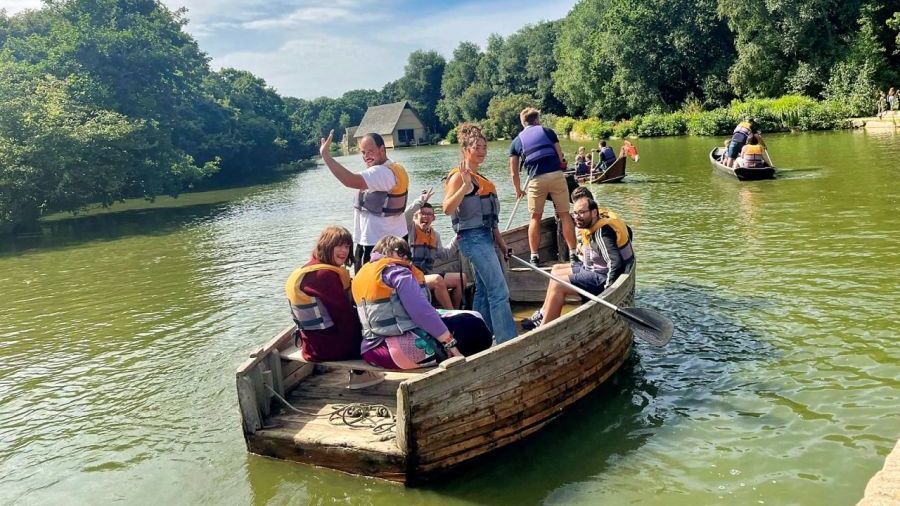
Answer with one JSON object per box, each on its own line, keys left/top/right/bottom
{"left": 443, "top": 338, "right": 458, "bottom": 350}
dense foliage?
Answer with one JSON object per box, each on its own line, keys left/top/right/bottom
{"left": 1, "top": 0, "right": 898, "bottom": 231}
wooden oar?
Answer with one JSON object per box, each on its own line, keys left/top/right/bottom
{"left": 509, "top": 255, "right": 673, "bottom": 347}
{"left": 504, "top": 174, "right": 531, "bottom": 231}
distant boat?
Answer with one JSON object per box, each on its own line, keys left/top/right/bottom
{"left": 566, "top": 156, "right": 627, "bottom": 184}
{"left": 710, "top": 147, "right": 776, "bottom": 181}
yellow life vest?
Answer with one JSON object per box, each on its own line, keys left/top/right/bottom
{"left": 579, "top": 210, "right": 635, "bottom": 271}
{"left": 410, "top": 226, "right": 438, "bottom": 273}
{"left": 355, "top": 162, "right": 409, "bottom": 216}
{"left": 351, "top": 257, "right": 428, "bottom": 338}
{"left": 285, "top": 263, "right": 351, "bottom": 330}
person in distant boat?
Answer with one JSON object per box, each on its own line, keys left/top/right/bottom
{"left": 405, "top": 190, "right": 465, "bottom": 310}
{"left": 521, "top": 196, "right": 635, "bottom": 330}
{"left": 737, "top": 134, "right": 771, "bottom": 168}
{"left": 354, "top": 236, "right": 492, "bottom": 370}
{"left": 574, "top": 147, "right": 589, "bottom": 178}
{"left": 508, "top": 107, "right": 577, "bottom": 265}
{"left": 619, "top": 140, "right": 639, "bottom": 161}
{"left": 723, "top": 119, "right": 760, "bottom": 168}
{"left": 596, "top": 140, "right": 617, "bottom": 171}
{"left": 319, "top": 130, "right": 409, "bottom": 270}
{"left": 444, "top": 123, "right": 519, "bottom": 344}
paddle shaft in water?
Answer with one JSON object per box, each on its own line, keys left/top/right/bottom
{"left": 509, "top": 255, "right": 673, "bottom": 346}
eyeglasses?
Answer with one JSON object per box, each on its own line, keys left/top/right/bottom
{"left": 571, "top": 209, "right": 592, "bottom": 216}
{"left": 418, "top": 213, "right": 435, "bottom": 218}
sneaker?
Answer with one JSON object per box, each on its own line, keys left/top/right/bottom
{"left": 347, "top": 371, "right": 385, "bottom": 390}
{"left": 520, "top": 310, "right": 543, "bottom": 331}
{"left": 530, "top": 254, "right": 540, "bottom": 265}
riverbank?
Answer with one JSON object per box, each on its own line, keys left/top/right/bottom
{"left": 544, "top": 95, "right": 859, "bottom": 142}
{"left": 859, "top": 438, "right": 900, "bottom": 505}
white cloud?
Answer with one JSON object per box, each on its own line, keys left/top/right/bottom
{"left": 213, "top": 34, "right": 405, "bottom": 98}
{"left": 0, "top": 0, "right": 42, "bottom": 15}
{"left": 242, "top": 7, "right": 354, "bottom": 29}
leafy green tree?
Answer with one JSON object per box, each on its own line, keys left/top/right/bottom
{"left": 483, "top": 93, "right": 533, "bottom": 139}
{"left": 0, "top": 58, "right": 211, "bottom": 232}
{"left": 554, "top": 0, "right": 734, "bottom": 118}
{"left": 437, "top": 42, "right": 482, "bottom": 126}
{"left": 495, "top": 21, "right": 564, "bottom": 114}
{"left": 397, "top": 50, "right": 446, "bottom": 134}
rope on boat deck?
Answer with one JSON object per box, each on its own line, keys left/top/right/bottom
{"left": 265, "top": 385, "right": 396, "bottom": 438}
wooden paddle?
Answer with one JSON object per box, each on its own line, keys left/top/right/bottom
{"left": 509, "top": 255, "right": 673, "bottom": 347}
{"left": 504, "top": 173, "right": 531, "bottom": 231}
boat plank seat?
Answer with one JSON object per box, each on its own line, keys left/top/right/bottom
{"left": 280, "top": 344, "right": 436, "bottom": 373}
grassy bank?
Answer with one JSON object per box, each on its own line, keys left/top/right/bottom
{"left": 547, "top": 96, "right": 857, "bottom": 140}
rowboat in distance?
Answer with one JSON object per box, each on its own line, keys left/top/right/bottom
{"left": 565, "top": 156, "right": 627, "bottom": 184}
{"left": 710, "top": 147, "right": 776, "bottom": 181}
{"left": 235, "top": 228, "right": 636, "bottom": 484}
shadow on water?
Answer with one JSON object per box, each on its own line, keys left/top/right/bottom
{"left": 774, "top": 167, "right": 827, "bottom": 179}
{"left": 0, "top": 202, "right": 231, "bottom": 257}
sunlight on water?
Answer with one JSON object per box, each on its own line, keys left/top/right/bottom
{"left": 0, "top": 131, "right": 897, "bottom": 504}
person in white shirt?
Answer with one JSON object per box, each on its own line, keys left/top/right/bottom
{"left": 319, "top": 130, "right": 410, "bottom": 269}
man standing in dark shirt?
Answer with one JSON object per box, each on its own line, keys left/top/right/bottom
{"left": 508, "top": 107, "right": 577, "bottom": 265}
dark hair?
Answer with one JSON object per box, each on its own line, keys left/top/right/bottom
{"left": 457, "top": 122, "right": 486, "bottom": 152}
{"left": 748, "top": 135, "right": 759, "bottom": 145}
{"left": 373, "top": 235, "right": 411, "bottom": 259}
{"left": 313, "top": 226, "right": 353, "bottom": 267}
{"left": 571, "top": 186, "right": 594, "bottom": 202}
{"left": 600, "top": 141, "right": 607, "bottom": 147}
{"left": 417, "top": 202, "right": 434, "bottom": 211}
{"left": 362, "top": 133, "right": 385, "bottom": 148}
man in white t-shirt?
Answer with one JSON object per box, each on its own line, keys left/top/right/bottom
{"left": 319, "top": 130, "right": 410, "bottom": 269}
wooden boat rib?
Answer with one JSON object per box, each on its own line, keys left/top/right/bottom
{"left": 710, "top": 147, "right": 776, "bottom": 180}
{"left": 236, "top": 222, "right": 635, "bottom": 484}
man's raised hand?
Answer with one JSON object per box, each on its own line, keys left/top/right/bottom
{"left": 319, "top": 129, "right": 334, "bottom": 156}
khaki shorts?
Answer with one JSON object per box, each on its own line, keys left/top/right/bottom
{"left": 527, "top": 171, "right": 571, "bottom": 214}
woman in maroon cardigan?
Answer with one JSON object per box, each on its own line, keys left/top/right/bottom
{"left": 285, "top": 226, "right": 362, "bottom": 361}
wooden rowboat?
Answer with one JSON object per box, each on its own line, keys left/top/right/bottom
{"left": 710, "top": 147, "right": 776, "bottom": 180}
{"left": 235, "top": 245, "right": 636, "bottom": 484}
{"left": 566, "top": 156, "right": 627, "bottom": 184}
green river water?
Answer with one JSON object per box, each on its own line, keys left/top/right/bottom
{"left": 0, "top": 130, "right": 897, "bottom": 505}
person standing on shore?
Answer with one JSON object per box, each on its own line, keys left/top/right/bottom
{"left": 507, "top": 107, "right": 577, "bottom": 265}
{"left": 319, "top": 130, "right": 409, "bottom": 270}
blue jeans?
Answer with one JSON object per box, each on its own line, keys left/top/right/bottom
{"left": 457, "top": 227, "right": 518, "bottom": 343}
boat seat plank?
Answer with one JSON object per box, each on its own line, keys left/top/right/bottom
{"left": 280, "top": 344, "right": 436, "bottom": 373}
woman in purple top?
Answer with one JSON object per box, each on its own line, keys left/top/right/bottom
{"left": 359, "top": 236, "right": 492, "bottom": 370}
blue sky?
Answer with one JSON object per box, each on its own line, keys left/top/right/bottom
{"left": 1, "top": 0, "right": 577, "bottom": 99}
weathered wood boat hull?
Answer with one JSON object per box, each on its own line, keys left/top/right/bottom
{"left": 566, "top": 156, "right": 627, "bottom": 184}
{"left": 236, "top": 264, "right": 636, "bottom": 484}
{"left": 710, "top": 147, "right": 776, "bottom": 180}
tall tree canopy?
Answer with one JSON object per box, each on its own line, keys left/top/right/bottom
{"left": 397, "top": 50, "right": 446, "bottom": 134}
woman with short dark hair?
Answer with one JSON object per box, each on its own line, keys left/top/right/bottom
{"left": 285, "top": 226, "right": 362, "bottom": 363}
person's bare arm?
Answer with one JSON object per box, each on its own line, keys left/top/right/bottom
{"left": 442, "top": 171, "right": 471, "bottom": 216}
{"left": 554, "top": 142, "right": 565, "bottom": 164}
{"left": 509, "top": 155, "right": 524, "bottom": 199}
{"left": 319, "top": 129, "right": 367, "bottom": 189}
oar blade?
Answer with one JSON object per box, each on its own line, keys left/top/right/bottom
{"left": 619, "top": 307, "right": 673, "bottom": 347}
